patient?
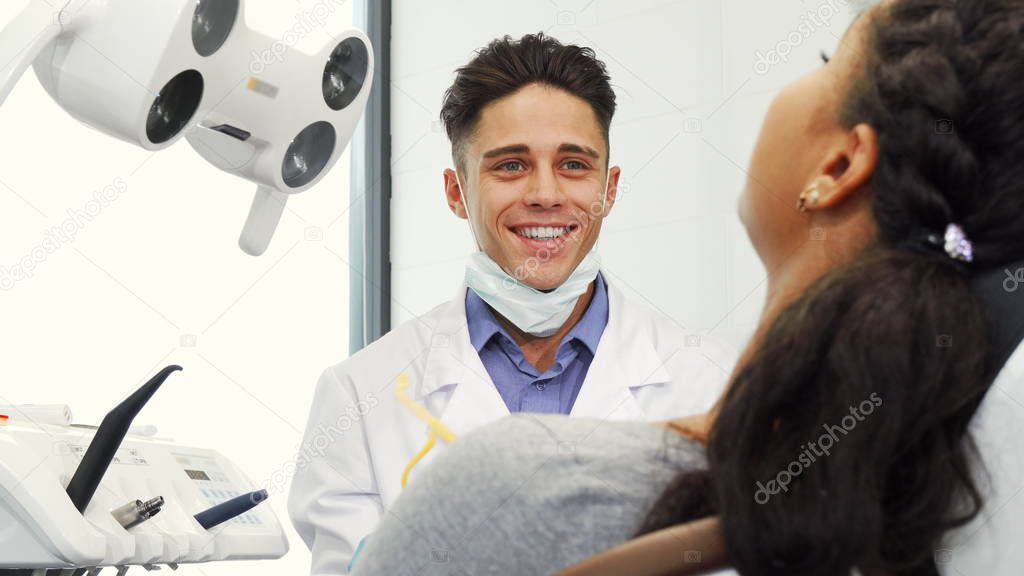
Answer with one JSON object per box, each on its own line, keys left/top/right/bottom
{"left": 353, "top": 0, "right": 1024, "bottom": 574}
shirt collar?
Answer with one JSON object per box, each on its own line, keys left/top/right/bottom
{"left": 465, "top": 286, "right": 507, "bottom": 352}
{"left": 565, "top": 272, "right": 608, "bottom": 356}
{"left": 465, "top": 273, "right": 609, "bottom": 355}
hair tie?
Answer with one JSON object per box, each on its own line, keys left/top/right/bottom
{"left": 943, "top": 223, "right": 974, "bottom": 263}
{"left": 916, "top": 223, "right": 974, "bottom": 264}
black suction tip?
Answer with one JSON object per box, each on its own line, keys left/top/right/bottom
{"left": 65, "top": 365, "right": 182, "bottom": 513}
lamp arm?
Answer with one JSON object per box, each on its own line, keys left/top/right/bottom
{"left": 239, "top": 186, "right": 289, "bottom": 256}
{"left": 0, "top": 0, "right": 67, "bottom": 108}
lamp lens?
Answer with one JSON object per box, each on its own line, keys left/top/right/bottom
{"left": 147, "top": 70, "right": 204, "bottom": 145}
{"left": 323, "top": 38, "right": 369, "bottom": 111}
{"left": 192, "top": 0, "right": 240, "bottom": 57}
{"left": 283, "top": 122, "right": 337, "bottom": 188}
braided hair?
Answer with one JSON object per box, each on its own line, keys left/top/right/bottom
{"left": 640, "top": 1, "right": 1024, "bottom": 574}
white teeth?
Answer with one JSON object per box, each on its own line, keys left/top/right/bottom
{"left": 516, "top": 226, "right": 569, "bottom": 240}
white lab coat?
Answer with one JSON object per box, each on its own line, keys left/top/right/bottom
{"left": 288, "top": 278, "right": 738, "bottom": 575}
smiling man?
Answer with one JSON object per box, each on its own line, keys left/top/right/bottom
{"left": 289, "top": 33, "right": 736, "bottom": 575}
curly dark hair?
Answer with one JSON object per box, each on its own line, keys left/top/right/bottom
{"left": 640, "top": 0, "right": 1024, "bottom": 574}
{"left": 439, "top": 33, "right": 616, "bottom": 170}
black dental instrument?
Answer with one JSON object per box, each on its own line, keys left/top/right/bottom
{"left": 65, "top": 365, "right": 182, "bottom": 513}
{"left": 194, "top": 489, "right": 268, "bottom": 530}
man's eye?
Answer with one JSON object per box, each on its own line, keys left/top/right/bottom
{"left": 563, "top": 160, "right": 588, "bottom": 170}
{"left": 497, "top": 161, "right": 524, "bottom": 172}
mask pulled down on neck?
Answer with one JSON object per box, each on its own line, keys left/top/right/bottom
{"left": 465, "top": 250, "right": 601, "bottom": 337}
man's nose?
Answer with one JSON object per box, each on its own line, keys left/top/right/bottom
{"left": 522, "top": 169, "right": 566, "bottom": 208}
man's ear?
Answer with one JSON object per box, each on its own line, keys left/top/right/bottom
{"left": 444, "top": 168, "right": 469, "bottom": 219}
{"left": 602, "top": 166, "right": 622, "bottom": 216}
{"left": 808, "top": 123, "right": 879, "bottom": 210}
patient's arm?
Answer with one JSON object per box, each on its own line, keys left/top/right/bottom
{"left": 553, "top": 516, "right": 727, "bottom": 576}
{"left": 662, "top": 413, "right": 714, "bottom": 444}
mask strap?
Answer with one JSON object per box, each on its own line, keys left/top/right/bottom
{"left": 454, "top": 171, "right": 482, "bottom": 249}
{"left": 591, "top": 169, "right": 611, "bottom": 251}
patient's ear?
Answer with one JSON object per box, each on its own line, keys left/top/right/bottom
{"left": 808, "top": 123, "right": 878, "bottom": 210}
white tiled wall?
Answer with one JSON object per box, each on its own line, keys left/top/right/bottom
{"left": 390, "top": 0, "right": 861, "bottom": 350}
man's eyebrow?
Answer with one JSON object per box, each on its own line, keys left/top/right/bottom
{"left": 480, "top": 143, "right": 601, "bottom": 160}
{"left": 558, "top": 143, "right": 601, "bottom": 159}
{"left": 482, "top": 144, "right": 530, "bottom": 158}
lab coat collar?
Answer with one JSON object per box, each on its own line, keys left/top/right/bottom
{"left": 416, "top": 285, "right": 493, "bottom": 399}
{"left": 416, "top": 275, "right": 671, "bottom": 408}
{"left": 568, "top": 278, "right": 672, "bottom": 419}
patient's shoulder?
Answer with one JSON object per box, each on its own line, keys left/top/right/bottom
{"left": 450, "top": 414, "right": 707, "bottom": 473}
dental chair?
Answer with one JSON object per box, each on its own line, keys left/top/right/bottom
{"left": 556, "top": 260, "right": 1024, "bottom": 576}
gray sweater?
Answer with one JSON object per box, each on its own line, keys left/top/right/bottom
{"left": 351, "top": 414, "right": 706, "bottom": 575}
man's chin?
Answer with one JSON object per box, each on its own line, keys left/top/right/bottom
{"left": 495, "top": 250, "right": 578, "bottom": 288}
{"left": 517, "top": 269, "right": 573, "bottom": 292}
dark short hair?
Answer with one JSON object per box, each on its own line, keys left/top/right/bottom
{"left": 440, "top": 33, "right": 616, "bottom": 169}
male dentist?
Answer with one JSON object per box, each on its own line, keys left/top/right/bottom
{"left": 289, "top": 33, "right": 736, "bottom": 574}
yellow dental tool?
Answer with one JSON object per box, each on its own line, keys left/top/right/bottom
{"left": 396, "top": 373, "right": 457, "bottom": 488}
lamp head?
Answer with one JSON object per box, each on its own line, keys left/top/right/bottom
{"left": 32, "top": 0, "right": 225, "bottom": 149}
{"left": 1, "top": 0, "right": 374, "bottom": 255}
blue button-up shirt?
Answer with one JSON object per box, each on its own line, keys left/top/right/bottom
{"left": 466, "top": 274, "right": 609, "bottom": 414}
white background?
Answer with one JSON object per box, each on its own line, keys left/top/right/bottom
{"left": 0, "top": 1, "right": 359, "bottom": 574}
{"left": 0, "top": 0, "right": 861, "bottom": 574}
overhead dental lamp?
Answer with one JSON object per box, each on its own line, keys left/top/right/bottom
{"left": 0, "top": 0, "right": 373, "bottom": 255}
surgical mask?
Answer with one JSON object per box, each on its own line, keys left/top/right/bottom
{"left": 455, "top": 172, "right": 607, "bottom": 337}
{"left": 465, "top": 250, "right": 601, "bottom": 337}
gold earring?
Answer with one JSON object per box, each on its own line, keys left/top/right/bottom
{"left": 797, "top": 185, "right": 821, "bottom": 213}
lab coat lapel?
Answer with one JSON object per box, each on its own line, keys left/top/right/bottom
{"left": 570, "top": 280, "right": 671, "bottom": 421}
{"left": 417, "top": 288, "right": 509, "bottom": 436}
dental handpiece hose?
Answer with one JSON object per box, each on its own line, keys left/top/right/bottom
{"left": 195, "top": 489, "right": 269, "bottom": 530}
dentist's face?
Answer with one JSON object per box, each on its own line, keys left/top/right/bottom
{"left": 445, "top": 83, "right": 620, "bottom": 291}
